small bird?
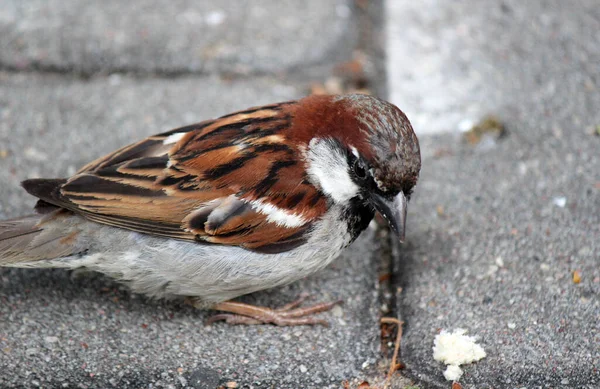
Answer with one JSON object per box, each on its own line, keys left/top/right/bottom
{"left": 0, "top": 94, "right": 420, "bottom": 326}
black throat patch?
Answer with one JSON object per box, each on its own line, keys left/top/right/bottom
{"left": 343, "top": 197, "right": 375, "bottom": 243}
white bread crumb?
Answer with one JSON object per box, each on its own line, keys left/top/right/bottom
{"left": 443, "top": 364, "right": 464, "bottom": 381}
{"left": 433, "top": 328, "right": 486, "bottom": 381}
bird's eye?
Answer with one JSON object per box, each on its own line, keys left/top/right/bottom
{"left": 352, "top": 160, "right": 368, "bottom": 180}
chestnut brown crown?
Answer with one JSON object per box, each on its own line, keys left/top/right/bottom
{"left": 291, "top": 94, "right": 421, "bottom": 198}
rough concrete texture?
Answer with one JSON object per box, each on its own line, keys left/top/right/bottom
{"left": 0, "top": 0, "right": 355, "bottom": 75}
{"left": 0, "top": 74, "right": 382, "bottom": 388}
{"left": 388, "top": 0, "right": 600, "bottom": 387}
{"left": 387, "top": 0, "right": 600, "bottom": 136}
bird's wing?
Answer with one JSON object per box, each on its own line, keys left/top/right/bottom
{"left": 22, "top": 103, "right": 328, "bottom": 253}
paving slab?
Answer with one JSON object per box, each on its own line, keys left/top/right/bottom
{"left": 387, "top": 0, "right": 600, "bottom": 387}
{"left": 387, "top": 0, "right": 600, "bottom": 136}
{"left": 0, "top": 72, "right": 384, "bottom": 388}
{"left": 0, "top": 0, "right": 356, "bottom": 75}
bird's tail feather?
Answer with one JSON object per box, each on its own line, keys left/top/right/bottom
{"left": 0, "top": 211, "right": 81, "bottom": 266}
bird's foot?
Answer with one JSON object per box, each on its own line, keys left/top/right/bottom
{"left": 205, "top": 294, "right": 343, "bottom": 326}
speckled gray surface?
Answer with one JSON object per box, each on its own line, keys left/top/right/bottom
{"left": 389, "top": 0, "right": 600, "bottom": 387}
{"left": 0, "top": 0, "right": 355, "bottom": 75}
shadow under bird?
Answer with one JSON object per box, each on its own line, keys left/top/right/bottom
{"left": 0, "top": 94, "right": 420, "bottom": 326}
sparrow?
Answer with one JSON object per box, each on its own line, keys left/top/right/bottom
{"left": 0, "top": 94, "right": 421, "bottom": 326}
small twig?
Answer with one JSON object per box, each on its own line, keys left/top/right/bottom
{"left": 380, "top": 317, "right": 404, "bottom": 389}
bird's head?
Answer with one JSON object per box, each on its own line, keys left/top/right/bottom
{"left": 292, "top": 94, "right": 421, "bottom": 242}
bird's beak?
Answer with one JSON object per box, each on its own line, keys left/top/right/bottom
{"left": 371, "top": 192, "right": 408, "bottom": 243}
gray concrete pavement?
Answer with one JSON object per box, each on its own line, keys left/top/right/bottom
{"left": 388, "top": 0, "right": 600, "bottom": 387}
{"left": 0, "top": 0, "right": 355, "bottom": 75}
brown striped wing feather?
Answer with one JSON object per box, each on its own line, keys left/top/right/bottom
{"left": 30, "top": 102, "right": 329, "bottom": 253}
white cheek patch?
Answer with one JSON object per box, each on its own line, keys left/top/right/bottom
{"left": 248, "top": 199, "right": 307, "bottom": 228}
{"left": 163, "top": 132, "right": 186, "bottom": 145}
{"left": 306, "top": 138, "right": 360, "bottom": 203}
